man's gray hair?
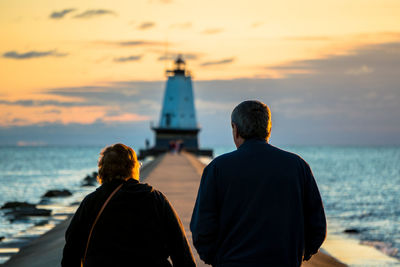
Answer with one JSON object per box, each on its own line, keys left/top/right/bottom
{"left": 231, "top": 100, "right": 271, "bottom": 141}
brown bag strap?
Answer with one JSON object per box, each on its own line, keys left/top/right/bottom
{"left": 81, "top": 183, "right": 124, "bottom": 267}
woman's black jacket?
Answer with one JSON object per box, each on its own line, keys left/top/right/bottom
{"left": 62, "top": 179, "right": 196, "bottom": 267}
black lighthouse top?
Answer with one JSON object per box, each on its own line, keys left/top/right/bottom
{"left": 167, "top": 55, "right": 186, "bottom": 76}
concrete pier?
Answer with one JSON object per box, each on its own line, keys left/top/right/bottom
{"left": 143, "top": 152, "right": 207, "bottom": 266}
{"left": 3, "top": 153, "right": 345, "bottom": 267}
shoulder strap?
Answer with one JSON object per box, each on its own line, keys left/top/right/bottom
{"left": 81, "top": 183, "right": 124, "bottom": 266}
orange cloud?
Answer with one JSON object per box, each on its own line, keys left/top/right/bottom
{"left": 102, "top": 113, "right": 150, "bottom": 122}
{"left": 8, "top": 93, "right": 84, "bottom": 102}
{"left": 0, "top": 105, "right": 149, "bottom": 127}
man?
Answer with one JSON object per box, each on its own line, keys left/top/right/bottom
{"left": 190, "top": 100, "right": 326, "bottom": 267}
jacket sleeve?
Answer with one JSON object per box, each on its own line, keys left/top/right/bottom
{"left": 61, "top": 198, "right": 90, "bottom": 267}
{"left": 302, "top": 161, "right": 327, "bottom": 261}
{"left": 160, "top": 192, "right": 196, "bottom": 267}
{"left": 190, "top": 163, "right": 219, "bottom": 265}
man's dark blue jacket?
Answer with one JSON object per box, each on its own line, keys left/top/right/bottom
{"left": 190, "top": 139, "right": 326, "bottom": 267}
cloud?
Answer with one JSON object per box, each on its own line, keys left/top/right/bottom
{"left": 3, "top": 50, "right": 68, "bottom": 60}
{"left": 118, "top": 41, "right": 162, "bottom": 46}
{"left": 148, "top": 0, "right": 173, "bottom": 3}
{"left": 102, "top": 113, "right": 149, "bottom": 122}
{"left": 50, "top": 8, "right": 76, "bottom": 19}
{"left": 251, "top": 22, "right": 263, "bottom": 28}
{"left": 95, "top": 40, "right": 165, "bottom": 47}
{"left": 268, "top": 62, "right": 310, "bottom": 70}
{"left": 265, "top": 61, "right": 314, "bottom": 76}
{"left": 195, "top": 99, "right": 237, "bottom": 115}
{"left": 114, "top": 55, "right": 142, "bottom": 62}
{"left": 0, "top": 104, "right": 150, "bottom": 127}
{"left": 158, "top": 53, "right": 200, "bottom": 61}
{"left": 201, "top": 57, "right": 235, "bottom": 66}
{"left": 283, "top": 36, "right": 331, "bottom": 41}
{"left": 0, "top": 122, "right": 153, "bottom": 146}
{"left": 266, "top": 42, "right": 400, "bottom": 77}
{"left": 0, "top": 99, "right": 87, "bottom": 107}
{"left": 0, "top": 84, "right": 157, "bottom": 128}
{"left": 202, "top": 28, "right": 224, "bottom": 35}
{"left": 138, "top": 22, "right": 155, "bottom": 30}
{"left": 44, "top": 83, "right": 164, "bottom": 116}
{"left": 0, "top": 105, "right": 104, "bottom": 126}
{"left": 74, "top": 9, "right": 116, "bottom": 19}
{"left": 346, "top": 65, "right": 374, "bottom": 75}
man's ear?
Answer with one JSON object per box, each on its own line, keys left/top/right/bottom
{"left": 231, "top": 122, "right": 236, "bottom": 135}
{"left": 231, "top": 123, "right": 239, "bottom": 139}
{"left": 231, "top": 122, "right": 244, "bottom": 148}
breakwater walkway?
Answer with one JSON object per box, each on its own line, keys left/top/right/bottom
{"left": 3, "top": 153, "right": 345, "bottom": 267}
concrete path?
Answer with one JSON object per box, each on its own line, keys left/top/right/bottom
{"left": 3, "top": 152, "right": 345, "bottom": 266}
{"left": 143, "top": 152, "right": 207, "bottom": 266}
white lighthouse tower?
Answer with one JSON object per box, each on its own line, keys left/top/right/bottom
{"left": 153, "top": 55, "right": 200, "bottom": 148}
{"left": 139, "top": 56, "right": 212, "bottom": 158}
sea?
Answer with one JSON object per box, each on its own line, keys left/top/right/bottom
{"left": 0, "top": 145, "right": 399, "bottom": 265}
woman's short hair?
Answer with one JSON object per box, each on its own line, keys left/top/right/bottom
{"left": 97, "top": 143, "right": 140, "bottom": 184}
{"left": 231, "top": 100, "right": 272, "bottom": 141}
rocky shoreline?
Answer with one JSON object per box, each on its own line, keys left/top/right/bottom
{"left": 1, "top": 172, "right": 97, "bottom": 223}
{"left": 0, "top": 172, "right": 99, "bottom": 264}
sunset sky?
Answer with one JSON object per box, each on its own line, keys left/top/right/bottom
{"left": 1, "top": 0, "right": 400, "bottom": 147}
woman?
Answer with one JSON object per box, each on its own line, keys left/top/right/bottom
{"left": 62, "top": 143, "right": 196, "bottom": 267}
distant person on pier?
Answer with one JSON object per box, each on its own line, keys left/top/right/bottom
{"left": 62, "top": 143, "right": 196, "bottom": 267}
{"left": 190, "top": 100, "right": 326, "bottom": 267}
{"left": 178, "top": 140, "right": 185, "bottom": 153}
{"left": 169, "top": 140, "right": 176, "bottom": 154}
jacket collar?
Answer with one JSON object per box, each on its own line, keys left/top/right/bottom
{"left": 123, "top": 178, "right": 139, "bottom": 185}
{"left": 106, "top": 178, "right": 139, "bottom": 187}
{"left": 238, "top": 138, "right": 268, "bottom": 150}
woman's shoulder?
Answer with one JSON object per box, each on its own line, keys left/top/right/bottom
{"left": 123, "top": 180, "right": 169, "bottom": 201}
{"left": 81, "top": 180, "right": 169, "bottom": 207}
{"left": 81, "top": 181, "right": 126, "bottom": 205}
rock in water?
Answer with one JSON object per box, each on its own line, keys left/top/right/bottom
{"left": 82, "top": 171, "right": 98, "bottom": 186}
{"left": 2, "top": 201, "right": 52, "bottom": 221}
{"left": 5, "top": 206, "right": 52, "bottom": 220}
{"left": 1, "top": 202, "right": 36, "bottom": 209}
{"left": 35, "top": 220, "right": 49, "bottom": 226}
{"left": 6, "top": 207, "right": 52, "bottom": 217}
{"left": 344, "top": 228, "right": 360, "bottom": 234}
{"left": 42, "top": 189, "right": 72, "bottom": 198}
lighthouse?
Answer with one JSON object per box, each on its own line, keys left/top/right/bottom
{"left": 139, "top": 56, "right": 213, "bottom": 159}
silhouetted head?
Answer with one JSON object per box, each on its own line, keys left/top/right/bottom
{"left": 97, "top": 143, "right": 140, "bottom": 184}
{"left": 231, "top": 100, "right": 271, "bottom": 147}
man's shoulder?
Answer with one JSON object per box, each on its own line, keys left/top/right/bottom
{"left": 270, "top": 145, "right": 304, "bottom": 159}
{"left": 270, "top": 145, "right": 311, "bottom": 167}
{"left": 208, "top": 149, "right": 239, "bottom": 167}
{"left": 206, "top": 144, "right": 309, "bottom": 170}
